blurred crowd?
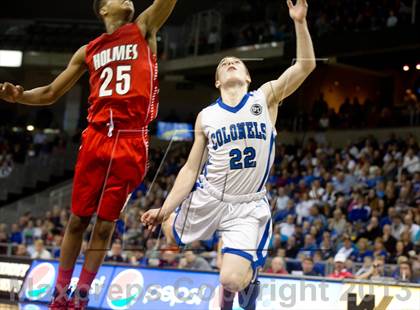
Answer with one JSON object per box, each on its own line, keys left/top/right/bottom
{"left": 297, "top": 91, "right": 420, "bottom": 132}
{"left": 202, "top": 0, "right": 415, "bottom": 52}
{"left": 1, "top": 132, "right": 420, "bottom": 284}
{"left": 0, "top": 127, "right": 67, "bottom": 178}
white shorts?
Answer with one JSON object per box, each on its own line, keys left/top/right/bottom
{"left": 172, "top": 179, "right": 272, "bottom": 271}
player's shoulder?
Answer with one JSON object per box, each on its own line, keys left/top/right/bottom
{"left": 201, "top": 100, "right": 219, "bottom": 113}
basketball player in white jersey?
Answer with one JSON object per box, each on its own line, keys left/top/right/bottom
{"left": 142, "top": 1, "right": 314, "bottom": 309}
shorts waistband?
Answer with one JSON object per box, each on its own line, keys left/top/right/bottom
{"left": 88, "top": 123, "right": 149, "bottom": 138}
{"left": 202, "top": 178, "right": 266, "bottom": 204}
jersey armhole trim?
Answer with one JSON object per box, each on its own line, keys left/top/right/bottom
{"left": 133, "top": 23, "right": 158, "bottom": 59}
{"left": 256, "top": 87, "right": 277, "bottom": 133}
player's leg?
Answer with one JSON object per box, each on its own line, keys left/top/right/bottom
{"left": 71, "top": 135, "right": 146, "bottom": 307}
{"left": 73, "top": 217, "right": 115, "bottom": 300}
{"left": 220, "top": 253, "right": 253, "bottom": 292}
{"left": 218, "top": 199, "right": 272, "bottom": 310}
{"left": 50, "top": 130, "right": 107, "bottom": 309}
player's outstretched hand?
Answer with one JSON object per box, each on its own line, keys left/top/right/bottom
{"left": 287, "top": 0, "right": 308, "bottom": 23}
{"left": 140, "top": 208, "right": 167, "bottom": 232}
{"left": 0, "top": 82, "right": 24, "bottom": 103}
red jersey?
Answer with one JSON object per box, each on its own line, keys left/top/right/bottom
{"left": 85, "top": 23, "right": 159, "bottom": 130}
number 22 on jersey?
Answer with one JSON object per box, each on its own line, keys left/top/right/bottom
{"left": 99, "top": 65, "right": 131, "bottom": 97}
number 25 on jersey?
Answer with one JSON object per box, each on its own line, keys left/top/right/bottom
{"left": 99, "top": 65, "right": 131, "bottom": 97}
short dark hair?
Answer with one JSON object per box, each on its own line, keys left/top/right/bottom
{"left": 93, "top": 0, "right": 106, "bottom": 20}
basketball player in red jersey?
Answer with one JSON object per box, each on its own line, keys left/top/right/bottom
{"left": 0, "top": 0, "right": 177, "bottom": 309}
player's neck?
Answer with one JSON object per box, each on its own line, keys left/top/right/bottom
{"left": 104, "top": 18, "right": 130, "bottom": 34}
{"left": 220, "top": 84, "right": 248, "bottom": 107}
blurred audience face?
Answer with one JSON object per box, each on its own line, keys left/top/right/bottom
{"left": 15, "top": 244, "right": 28, "bottom": 256}
{"left": 111, "top": 242, "right": 122, "bottom": 256}
{"left": 302, "top": 258, "right": 314, "bottom": 274}
{"left": 184, "top": 250, "right": 196, "bottom": 264}
{"left": 162, "top": 250, "right": 177, "bottom": 263}
{"left": 383, "top": 224, "right": 391, "bottom": 235}
{"left": 34, "top": 240, "right": 44, "bottom": 253}
{"left": 399, "top": 262, "right": 412, "bottom": 280}
{"left": 271, "top": 257, "right": 285, "bottom": 273}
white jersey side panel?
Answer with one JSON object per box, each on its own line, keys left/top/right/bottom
{"left": 200, "top": 89, "right": 276, "bottom": 195}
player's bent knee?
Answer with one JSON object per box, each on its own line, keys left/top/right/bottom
{"left": 220, "top": 272, "right": 246, "bottom": 293}
{"left": 95, "top": 219, "right": 115, "bottom": 241}
{"left": 67, "top": 214, "right": 90, "bottom": 234}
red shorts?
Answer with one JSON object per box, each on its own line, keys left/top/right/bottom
{"left": 71, "top": 125, "right": 148, "bottom": 221}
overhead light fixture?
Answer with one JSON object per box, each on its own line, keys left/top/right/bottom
{"left": 403, "top": 65, "right": 410, "bottom": 72}
{"left": 416, "top": 64, "right": 420, "bottom": 70}
{"left": 0, "top": 50, "right": 23, "bottom": 67}
{"left": 26, "top": 125, "right": 35, "bottom": 132}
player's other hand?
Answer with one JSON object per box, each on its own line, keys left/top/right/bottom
{"left": 0, "top": 82, "right": 24, "bottom": 103}
{"left": 140, "top": 208, "right": 167, "bottom": 231}
{"left": 287, "top": 0, "right": 308, "bottom": 23}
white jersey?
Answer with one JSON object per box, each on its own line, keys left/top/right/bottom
{"left": 200, "top": 89, "right": 276, "bottom": 196}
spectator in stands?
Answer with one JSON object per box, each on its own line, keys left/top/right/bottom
{"left": 386, "top": 10, "right": 398, "bottom": 28}
{"left": 178, "top": 250, "right": 212, "bottom": 271}
{"left": 359, "top": 216, "right": 382, "bottom": 241}
{"left": 15, "top": 244, "right": 29, "bottom": 257}
{"left": 51, "top": 235, "right": 62, "bottom": 259}
{"left": 301, "top": 257, "right": 320, "bottom": 276}
{"left": 393, "top": 240, "right": 409, "bottom": 264}
{"left": 337, "top": 234, "right": 357, "bottom": 260}
{"left": 299, "top": 234, "right": 317, "bottom": 257}
{"left": 129, "top": 250, "right": 148, "bottom": 267}
{"left": 266, "top": 257, "right": 288, "bottom": 275}
{"left": 31, "top": 239, "right": 52, "bottom": 259}
{"left": 357, "top": 256, "right": 386, "bottom": 281}
{"left": 404, "top": 214, "right": 420, "bottom": 242}
{"left": 296, "top": 192, "right": 315, "bottom": 224}
{"left": 273, "top": 199, "right": 295, "bottom": 223}
{"left": 372, "top": 237, "right": 389, "bottom": 260}
{"left": 9, "top": 224, "right": 22, "bottom": 244}
{"left": 355, "top": 256, "right": 374, "bottom": 276}
{"left": 279, "top": 215, "right": 296, "bottom": 239}
{"left": 329, "top": 208, "right": 346, "bottom": 236}
{"left": 391, "top": 215, "right": 405, "bottom": 240}
{"left": 319, "top": 231, "right": 334, "bottom": 260}
{"left": 274, "top": 187, "right": 290, "bottom": 212}
{"left": 328, "top": 253, "right": 354, "bottom": 279}
{"left": 403, "top": 148, "right": 420, "bottom": 175}
{"left": 159, "top": 249, "right": 178, "bottom": 268}
{"left": 332, "top": 169, "right": 353, "bottom": 195}
{"left": 284, "top": 235, "right": 299, "bottom": 258}
{"left": 395, "top": 261, "right": 418, "bottom": 283}
{"left": 354, "top": 238, "right": 373, "bottom": 263}
{"left": 0, "top": 230, "right": 7, "bottom": 255}
{"left": 382, "top": 224, "right": 397, "bottom": 255}
{"left": 105, "top": 241, "right": 126, "bottom": 263}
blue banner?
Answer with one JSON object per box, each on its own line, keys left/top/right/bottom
{"left": 157, "top": 122, "right": 193, "bottom": 141}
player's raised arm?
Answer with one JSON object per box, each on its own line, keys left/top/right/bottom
{"left": 260, "top": 0, "right": 316, "bottom": 108}
{"left": 136, "top": 0, "right": 177, "bottom": 34}
{"left": 0, "top": 46, "right": 87, "bottom": 106}
{"left": 141, "top": 113, "right": 207, "bottom": 227}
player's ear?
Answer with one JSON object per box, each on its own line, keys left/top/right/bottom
{"left": 215, "top": 80, "right": 221, "bottom": 89}
{"left": 100, "top": 4, "right": 108, "bottom": 18}
{"left": 246, "top": 74, "right": 251, "bottom": 85}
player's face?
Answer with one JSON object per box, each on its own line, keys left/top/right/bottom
{"left": 215, "top": 57, "right": 251, "bottom": 88}
{"left": 102, "top": 0, "right": 135, "bottom": 21}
